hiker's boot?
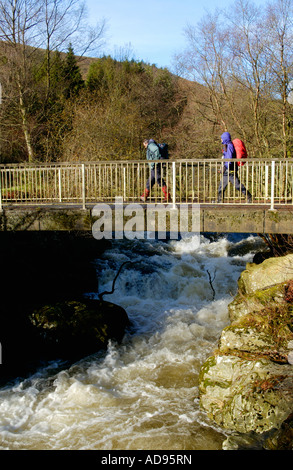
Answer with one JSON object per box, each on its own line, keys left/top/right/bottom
{"left": 140, "top": 189, "right": 149, "bottom": 202}
{"left": 162, "top": 186, "right": 171, "bottom": 202}
{"left": 217, "top": 193, "right": 223, "bottom": 203}
{"left": 247, "top": 192, "right": 252, "bottom": 203}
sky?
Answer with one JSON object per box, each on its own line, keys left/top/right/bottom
{"left": 85, "top": 0, "right": 268, "bottom": 71}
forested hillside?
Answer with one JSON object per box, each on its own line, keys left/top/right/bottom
{"left": 0, "top": 0, "right": 292, "bottom": 163}
{"left": 0, "top": 41, "right": 208, "bottom": 162}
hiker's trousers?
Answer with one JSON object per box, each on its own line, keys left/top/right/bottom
{"left": 146, "top": 165, "right": 166, "bottom": 190}
{"left": 218, "top": 169, "right": 247, "bottom": 196}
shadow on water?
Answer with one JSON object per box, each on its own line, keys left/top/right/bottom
{"left": 0, "top": 231, "right": 111, "bottom": 385}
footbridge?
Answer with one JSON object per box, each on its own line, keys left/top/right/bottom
{"left": 0, "top": 159, "right": 292, "bottom": 234}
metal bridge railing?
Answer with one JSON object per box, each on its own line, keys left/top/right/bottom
{"left": 0, "top": 159, "right": 292, "bottom": 210}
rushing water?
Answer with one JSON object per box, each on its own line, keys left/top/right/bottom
{"left": 0, "top": 233, "right": 265, "bottom": 450}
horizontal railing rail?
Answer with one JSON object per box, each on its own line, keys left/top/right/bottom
{"left": 0, "top": 159, "right": 292, "bottom": 210}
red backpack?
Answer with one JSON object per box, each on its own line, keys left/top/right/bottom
{"left": 232, "top": 138, "right": 247, "bottom": 166}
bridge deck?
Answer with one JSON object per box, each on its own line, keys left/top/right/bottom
{"left": 1, "top": 203, "right": 292, "bottom": 235}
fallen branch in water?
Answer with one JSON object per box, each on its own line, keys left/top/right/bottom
{"left": 206, "top": 269, "right": 217, "bottom": 301}
{"left": 98, "top": 261, "right": 133, "bottom": 301}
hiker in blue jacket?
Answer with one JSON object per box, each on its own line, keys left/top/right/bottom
{"left": 218, "top": 132, "right": 252, "bottom": 203}
{"left": 140, "top": 139, "right": 170, "bottom": 202}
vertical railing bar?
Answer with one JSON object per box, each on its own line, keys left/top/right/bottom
{"left": 39, "top": 167, "right": 41, "bottom": 201}
{"left": 23, "top": 168, "right": 26, "bottom": 202}
{"left": 26, "top": 168, "right": 29, "bottom": 201}
{"left": 44, "top": 168, "right": 46, "bottom": 201}
{"left": 132, "top": 162, "right": 134, "bottom": 202}
{"left": 18, "top": 168, "right": 22, "bottom": 202}
{"left": 172, "top": 161, "right": 176, "bottom": 208}
{"left": 123, "top": 166, "right": 126, "bottom": 201}
{"left": 0, "top": 167, "right": 2, "bottom": 210}
{"left": 198, "top": 162, "right": 200, "bottom": 203}
{"left": 39, "top": 167, "right": 42, "bottom": 201}
{"left": 185, "top": 162, "right": 188, "bottom": 203}
{"left": 202, "top": 162, "right": 206, "bottom": 203}
{"left": 242, "top": 163, "right": 248, "bottom": 202}
{"left": 285, "top": 160, "right": 288, "bottom": 204}
{"left": 265, "top": 163, "right": 269, "bottom": 201}
{"left": 137, "top": 162, "right": 140, "bottom": 201}
{"left": 179, "top": 162, "right": 182, "bottom": 203}
{"left": 275, "top": 161, "right": 279, "bottom": 203}
{"left": 33, "top": 167, "right": 36, "bottom": 202}
{"left": 8, "top": 168, "right": 11, "bottom": 201}
{"left": 82, "top": 163, "right": 86, "bottom": 209}
{"left": 58, "top": 168, "right": 62, "bottom": 203}
{"left": 209, "top": 161, "right": 212, "bottom": 203}
{"left": 16, "top": 168, "right": 19, "bottom": 201}
{"left": 251, "top": 161, "right": 254, "bottom": 203}
{"left": 93, "top": 164, "right": 96, "bottom": 201}
{"left": 48, "top": 167, "right": 51, "bottom": 201}
{"left": 33, "top": 167, "right": 36, "bottom": 201}
{"left": 31, "top": 167, "right": 34, "bottom": 201}
{"left": 270, "top": 160, "right": 275, "bottom": 211}
{"left": 108, "top": 163, "right": 113, "bottom": 202}
{"left": 192, "top": 163, "right": 194, "bottom": 202}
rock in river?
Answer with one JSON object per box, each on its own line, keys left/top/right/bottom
{"left": 30, "top": 299, "right": 130, "bottom": 359}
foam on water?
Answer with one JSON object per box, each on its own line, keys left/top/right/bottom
{"left": 0, "top": 234, "right": 264, "bottom": 450}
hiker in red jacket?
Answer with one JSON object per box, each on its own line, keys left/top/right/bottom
{"left": 218, "top": 132, "right": 252, "bottom": 203}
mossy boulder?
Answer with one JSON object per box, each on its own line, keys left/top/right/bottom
{"left": 199, "top": 355, "right": 293, "bottom": 434}
{"left": 199, "top": 253, "right": 293, "bottom": 442}
{"left": 30, "top": 299, "right": 130, "bottom": 358}
{"left": 228, "top": 283, "right": 286, "bottom": 323}
{"left": 222, "top": 291, "right": 293, "bottom": 362}
{"left": 238, "top": 254, "right": 293, "bottom": 295}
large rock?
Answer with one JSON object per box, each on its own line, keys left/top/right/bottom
{"left": 238, "top": 254, "right": 293, "bottom": 294}
{"left": 222, "top": 283, "right": 293, "bottom": 362}
{"left": 228, "top": 283, "right": 286, "bottom": 323}
{"left": 199, "top": 355, "right": 293, "bottom": 434}
{"left": 199, "top": 254, "right": 293, "bottom": 441}
{"left": 30, "top": 299, "right": 130, "bottom": 359}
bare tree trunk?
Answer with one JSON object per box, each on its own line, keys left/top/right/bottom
{"left": 18, "top": 82, "right": 34, "bottom": 162}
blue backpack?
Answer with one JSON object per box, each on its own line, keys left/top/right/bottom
{"left": 158, "top": 143, "right": 169, "bottom": 160}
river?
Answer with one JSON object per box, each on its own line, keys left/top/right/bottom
{"left": 0, "top": 233, "right": 265, "bottom": 451}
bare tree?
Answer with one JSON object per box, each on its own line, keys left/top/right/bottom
{"left": 178, "top": 12, "right": 229, "bottom": 131}
{"left": 175, "top": 0, "right": 293, "bottom": 158}
{"left": 228, "top": 0, "right": 269, "bottom": 153}
{"left": 0, "top": 0, "right": 43, "bottom": 161}
{"left": 263, "top": 0, "right": 293, "bottom": 157}
{"left": 41, "top": 0, "right": 106, "bottom": 96}
{"left": 0, "top": 0, "right": 106, "bottom": 161}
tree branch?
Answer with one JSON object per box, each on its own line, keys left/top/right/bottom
{"left": 206, "top": 268, "right": 217, "bottom": 301}
{"left": 98, "top": 261, "right": 133, "bottom": 301}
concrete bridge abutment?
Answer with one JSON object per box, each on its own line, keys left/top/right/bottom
{"left": 0, "top": 204, "right": 292, "bottom": 235}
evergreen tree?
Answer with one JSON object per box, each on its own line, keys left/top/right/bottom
{"left": 63, "top": 44, "right": 84, "bottom": 99}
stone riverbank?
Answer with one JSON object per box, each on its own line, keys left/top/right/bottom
{"left": 199, "top": 253, "right": 293, "bottom": 450}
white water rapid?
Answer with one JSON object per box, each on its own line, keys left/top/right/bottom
{"left": 0, "top": 234, "right": 265, "bottom": 450}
